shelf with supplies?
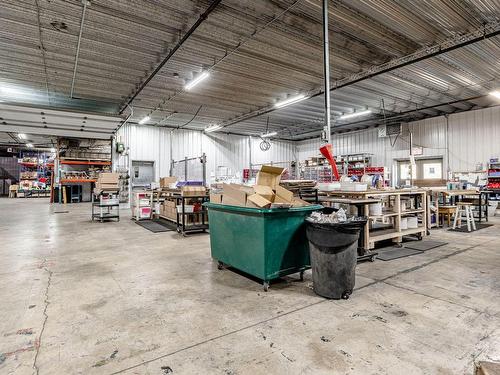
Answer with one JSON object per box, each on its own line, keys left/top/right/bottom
{"left": 152, "top": 186, "right": 209, "bottom": 236}
{"left": 323, "top": 189, "right": 428, "bottom": 250}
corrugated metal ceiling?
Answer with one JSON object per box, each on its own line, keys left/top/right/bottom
{"left": 1, "top": 0, "right": 499, "bottom": 140}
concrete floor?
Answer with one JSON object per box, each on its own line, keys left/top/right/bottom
{"left": 0, "top": 198, "right": 499, "bottom": 375}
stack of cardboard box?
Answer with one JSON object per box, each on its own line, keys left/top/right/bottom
{"left": 181, "top": 186, "right": 206, "bottom": 196}
{"left": 94, "top": 172, "right": 119, "bottom": 195}
{"left": 210, "top": 166, "right": 309, "bottom": 208}
{"left": 160, "top": 200, "right": 177, "bottom": 221}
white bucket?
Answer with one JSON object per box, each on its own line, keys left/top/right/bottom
{"left": 488, "top": 201, "right": 498, "bottom": 217}
{"left": 369, "top": 202, "right": 383, "bottom": 216}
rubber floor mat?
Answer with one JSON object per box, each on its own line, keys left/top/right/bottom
{"left": 135, "top": 220, "right": 175, "bottom": 232}
{"left": 377, "top": 247, "right": 423, "bottom": 261}
{"left": 404, "top": 240, "right": 447, "bottom": 251}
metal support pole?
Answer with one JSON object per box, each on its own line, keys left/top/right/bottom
{"left": 322, "top": 0, "right": 331, "bottom": 143}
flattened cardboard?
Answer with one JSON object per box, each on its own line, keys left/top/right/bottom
{"left": 275, "top": 185, "right": 294, "bottom": 203}
{"left": 291, "top": 197, "right": 310, "bottom": 207}
{"left": 256, "top": 165, "right": 284, "bottom": 189}
{"left": 247, "top": 193, "right": 272, "bottom": 208}
{"left": 253, "top": 185, "right": 275, "bottom": 201}
{"left": 222, "top": 184, "right": 247, "bottom": 206}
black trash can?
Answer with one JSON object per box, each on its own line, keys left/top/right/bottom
{"left": 306, "top": 219, "right": 366, "bottom": 299}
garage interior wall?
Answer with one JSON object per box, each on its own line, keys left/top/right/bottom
{"left": 115, "top": 105, "right": 499, "bottom": 181}
{"left": 114, "top": 124, "right": 297, "bottom": 180}
{"left": 297, "top": 105, "right": 500, "bottom": 175}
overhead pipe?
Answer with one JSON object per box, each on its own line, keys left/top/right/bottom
{"left": 70, "top": 0, "right": 89, "bottom": 98}
{"left": 118, "top": 0, "right": 222, "bottom": 114}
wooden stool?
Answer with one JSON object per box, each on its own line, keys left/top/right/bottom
{"left": 452, "top": 202, "right": 476, "bottom": 232}
{"left": 438, "top": 205, "right": 456, "bottom": 227}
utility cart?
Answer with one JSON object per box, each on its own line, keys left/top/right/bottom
{"left": 91, "top": 192, "right": 120, "bottom": 222}
{"left": 205, "top": 202, "right": 322, "bottom": 291}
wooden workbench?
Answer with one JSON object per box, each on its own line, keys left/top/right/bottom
{"left": 324, "top": 189, "right": 428, "bottom": 250}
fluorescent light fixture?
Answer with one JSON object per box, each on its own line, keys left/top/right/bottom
{"left": 185, "top": 71, "right": 210, "bottom": 91}
{"left": 18, "top": 133, "right": 26, "bottom": 139}
{"left": 489, "top": 90, "right": 500, "bottom": 99}
{"left": 261, "top": 131, "right": 277, "bottom": 138}
{"left": 275, "top": 94, "right": 307, "bottom": 108}
{"left": 50, "top": 147, "right": 56, "bottom": 153}
{"left": 26, "top": 143, "right": 34, "bottom": 148}
{"left": 204, "top": 124, "right": 222, "bottom": 133}
{"left": 338, "top": 110, "right": 372, "bottom": 120}
{"left": 138, "top": 115, "right": 150, "bottom": 124}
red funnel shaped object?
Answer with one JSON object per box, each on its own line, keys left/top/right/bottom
{"left": 319, "top": 144, "right": 340, "bottom": 181}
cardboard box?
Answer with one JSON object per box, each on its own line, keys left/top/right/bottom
{"left": 253, "top": 185, "right": 275, "bottom": 202}
{"left": 98, "top": 173, "right": 119, "bottom": 183}
{"left": 210, "top": 193, "right": 223, "bottom": 204}
{"left": 291, "top": 197, "right": 310, "bottom": 207}
{"left": 181, "top": 186, "right": 206, "bottom": 196}
{"left": 160, "top": 176, "right": 177, "bottom": 188}
{"left": 275, "top": 185, "right": 294, "bottom": 203}
{"left": 222, "top": 183, "right": 248, "bottom": 206}
{"left": 247, "top": 193, "right": 272, "bottom": 208}
{"left": 256, "top": 165, "right": 284, "bottom": 190}
{"left": 163, "top": 200, "right": 176, "bottom": 208}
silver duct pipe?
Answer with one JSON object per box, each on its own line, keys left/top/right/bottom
{"left": 70, "top": 0, "right": 89, "bottom": 98}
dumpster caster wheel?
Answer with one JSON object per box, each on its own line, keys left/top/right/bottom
{"left": 341, "top": 292, "right": 350, "bottom": 300}
{"left": 263, "top": 282, "right": 269, "bottom": 292}
{"left": 299, "top": 270, "right": 305, "bottom": 281}
{"left": 370, "top": 255, "right": 376, "bottom": 262}
{"left": 217, "top": 261, "right": 224, "bottom": 270}
{"left": 417, "top": 234, "right": 423, "bottom": 240}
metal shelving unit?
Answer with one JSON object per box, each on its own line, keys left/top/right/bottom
{"left": 157, "top": 193, "right": 209, "bottom": 236}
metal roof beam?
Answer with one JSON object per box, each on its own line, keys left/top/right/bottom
{"left": 118, "top": 0, "right": 222, "bottom": 114}
{"left": 219, "top": 21, "right": 500, "bottom": 130}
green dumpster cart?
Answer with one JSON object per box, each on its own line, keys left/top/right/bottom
{"left": 204, "top": 202, "right": 323, "bottom": 291}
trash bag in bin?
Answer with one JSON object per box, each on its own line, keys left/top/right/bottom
{"left": 306, "top": 218, "right": 366, "bottom": 299}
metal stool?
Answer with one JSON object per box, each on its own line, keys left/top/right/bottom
{"left": 452, "top": 202, "right": 476, "bottom": 232}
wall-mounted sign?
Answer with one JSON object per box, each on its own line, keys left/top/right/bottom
{"left": 412, "top": 146, "right": 423, "bottom": 156}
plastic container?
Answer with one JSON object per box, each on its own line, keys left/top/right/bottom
{"left": 407, "top": 216, "right": 418, "bottom": 229}
{"left": 205, "top": 202, "right": 322, "bottom": 291}
{"left": 317, "top": 182, "right": 341, "bottom": 191}
{"left": 400, "top": 217, "right": 408, "bottom": 229}
{"left": 177, "top": 204, "right": 194, "bottom": 213}
{"left": 305, "top": 219, "right": 366, "bottom": 299}
{"left": 369, "top": 202, "right": 382, "bottom": 216}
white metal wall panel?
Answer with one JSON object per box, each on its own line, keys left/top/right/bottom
{"left": 250, "top": 137, "right": 297, "bottom": 166}
{"left": 116, "top": 125, "right": 298, "bottom": 181}
{"left": 297, "top": 106, "right": 500, "bottom": 173}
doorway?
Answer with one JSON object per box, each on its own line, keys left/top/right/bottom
{"left": 131, "top": 160, "right": 155, "bottom": 189}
